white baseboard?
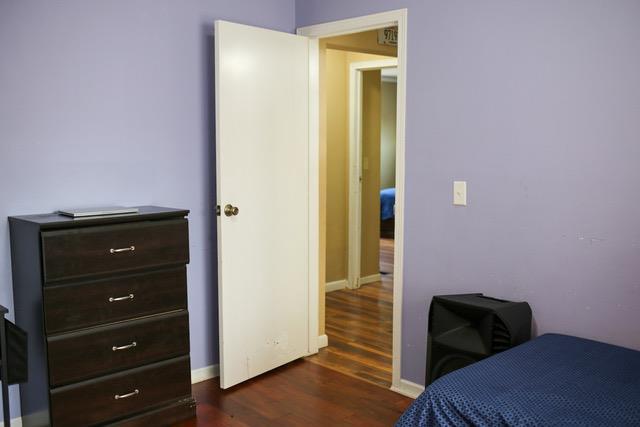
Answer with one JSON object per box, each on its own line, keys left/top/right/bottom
{"left": 0, "top": 416, "right": 23, "bottom": 427}
{"left": 390, "top": 378, "right": 425, "bottom": 399}
{"left": 359, "top": 273, "right": 381, "bottom": 286}
{"left": 317, "top": 334, "right": 329, "bottom": 348}
{"left": 191, "top": 363, "right": 220, "bottom": 384}
{"left": 325, "top": 279, "right": 348, "bottom": 292}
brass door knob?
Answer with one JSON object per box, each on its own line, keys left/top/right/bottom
{"left": 224, "top": 204, "right": 239, "bottom": 217}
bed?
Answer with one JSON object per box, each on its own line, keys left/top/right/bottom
{"left": 380, "top": 187, "right": 396, "bottom": 221}
{"left": 396, "top": 334, "right": 640, "bottom": 426}
{"left": 380, "top": 187, "right": 395, "bottom": 238}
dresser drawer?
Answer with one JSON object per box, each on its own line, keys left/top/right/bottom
{"left": 50, "top": 356, "right": 192, "bottom": 427}
{"left": 106, "top": 398, "right": 196, "bottom": 427}
{"left": 41, "top": 219, "right": 189, "bottom": 283}
{"left": 47, "top": 311, "right": 190, "bottom": 386}
{"left": 44, "top": 268, "right": 187, "bottom": 334}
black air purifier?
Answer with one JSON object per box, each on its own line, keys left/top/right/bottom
{"left": 425, "top": 293, "right": 531, "bottom": 385}
{"left": 0, "top": 305, "right": 28, "bottom": 425}
{"left": 2, "top": 318, "right": 28, "bottom": 384}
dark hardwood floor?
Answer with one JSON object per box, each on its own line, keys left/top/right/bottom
{"left": 174, "top": 238, "right": 405, "bottom": 426}
{"left": 306, "top": 238, "right": 394, "bottom": 388}
{"left": 175, "top": 359, "right": 412, "bottom": 426}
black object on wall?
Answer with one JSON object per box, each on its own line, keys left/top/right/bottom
{"left": 0, "top": 304, "right": 28, "bottom": 427}
{"left": 425, "top": 293, "right": 531, "bottom": 385}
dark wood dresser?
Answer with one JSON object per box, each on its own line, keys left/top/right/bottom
{"left": 9, "top": 206, "right": 196, "bottom": 426}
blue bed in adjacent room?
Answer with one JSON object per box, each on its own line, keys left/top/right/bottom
{"left": 397, "top": 334, "right": 640, "bottom": 426}
{"left": 380, "top": 187, "right": 396, "bottom": 221}
{"left": 380, "top": 187, "right": 396, "bottom": 239}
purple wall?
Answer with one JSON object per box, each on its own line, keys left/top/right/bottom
{"left": 2, "top": 1, "right": 640, "bottom": 418}
{"left": 297, "top": 0, "right": 640, "bottom": 384}
{"left": 0, "top": 0, "right": 294, "bottom": 417}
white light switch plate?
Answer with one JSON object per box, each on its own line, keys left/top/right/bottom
{"left": 453, "top": 181, "right": 467, "bottom": 206}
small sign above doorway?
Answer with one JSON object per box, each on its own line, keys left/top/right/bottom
{"left": 377, "top": 27, "right": 398, "bottom": 46}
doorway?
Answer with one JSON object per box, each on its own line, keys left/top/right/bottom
{"left": 299, "top": 9, "right": 408, "bottom": 393}
{"left": 348, "top": 58, "right": 398, "bottom": 291}
{"left": 304, "top": 27, "right": 400, "bottom": 389}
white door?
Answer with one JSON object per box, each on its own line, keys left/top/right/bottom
{"left": 215, "top": 20, "right": 312, "bottom": 389}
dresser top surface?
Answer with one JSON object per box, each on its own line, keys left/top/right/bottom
{"left": 9, "top": 205, "right": 189, "bottom": 229}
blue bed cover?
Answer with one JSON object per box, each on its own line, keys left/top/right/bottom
{"left": 397, "top": 334, "right": 640, "bottom": 426}
{"left": 381, "top": 187, "right": 396, "bottom": 220}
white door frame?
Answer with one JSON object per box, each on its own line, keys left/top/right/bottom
{"left": 298, "top": 8, "right": 408, "bottom": 394}
{"left": 348, "top": 58, "right": 398, "bottom": 291}
{"left": 307, "top": 38, "right": 320, "bottom": 358}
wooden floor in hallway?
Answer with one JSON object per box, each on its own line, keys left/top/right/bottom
{"left": 306, "top": 238, "right": 395, "bottom": 388}
{"left": 175, "top": 359, "right": 411, "bottom": 426}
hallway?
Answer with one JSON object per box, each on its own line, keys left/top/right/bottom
{"left": 306, "top": 238, "right": 394, "bottom": 388}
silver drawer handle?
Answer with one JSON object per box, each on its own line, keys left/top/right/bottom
{"left": 108, "top": 294, "right": 134, "bottom": 303}
{"left": 114, "top": 389, "right": 139, "bottom": 400}
{"left": 112, "top": 341, "right": 137, "bottom": 352}
{"left": 110, "top": 246, "right": 135, "bottom": 254}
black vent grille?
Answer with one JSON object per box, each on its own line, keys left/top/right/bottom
{"left": 492, "top": 315, "right": 512, "bottom": 353}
